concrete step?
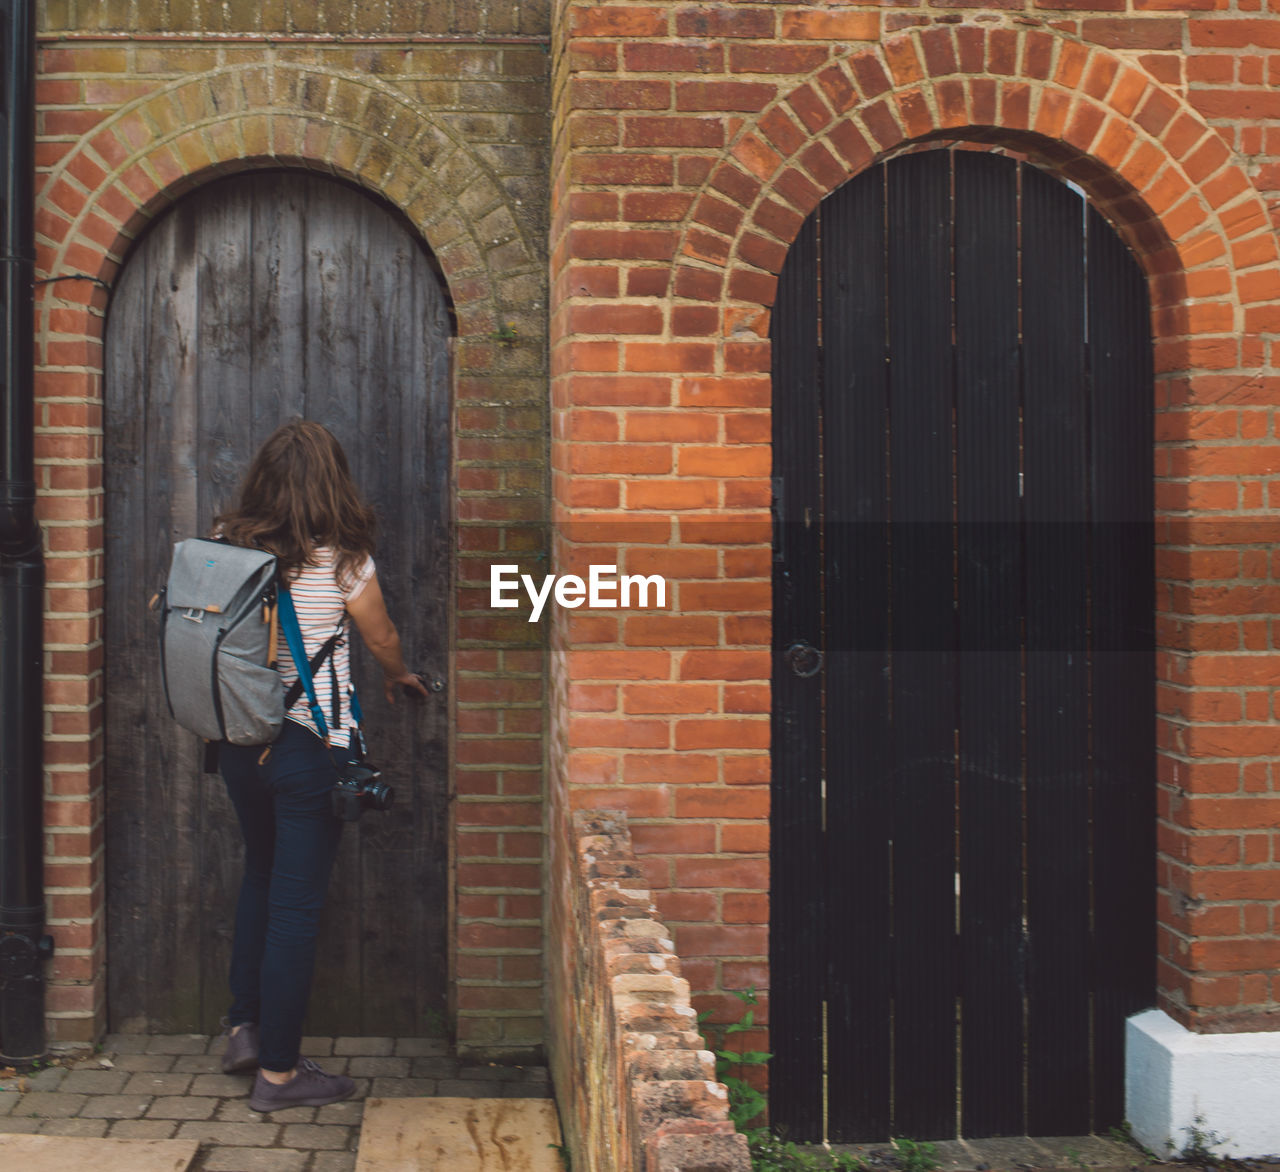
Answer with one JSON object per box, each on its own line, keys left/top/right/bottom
{"left": 0, "top": 1134, "right": 199, "bottom": 1170}
{"left": 356, "top": 1096, "right": 565, "bottom": 1171}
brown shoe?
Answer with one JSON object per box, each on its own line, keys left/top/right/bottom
{"left": 221, "top": 1022, "right": 260, "bottom": 1074}
{"left": 248, "top": 1058, "right": 355, "bottom": 1112}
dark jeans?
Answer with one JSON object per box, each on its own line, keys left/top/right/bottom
{"left": 220, "top": 720, "right": 346, "bottom": 1072}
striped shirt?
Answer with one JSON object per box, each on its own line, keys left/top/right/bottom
{"left": 278, "top": 547, "right": 375, "bottom": 744}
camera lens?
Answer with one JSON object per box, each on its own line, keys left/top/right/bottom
{"left": 363, "top": 780, "right": 395, "bottom": 812}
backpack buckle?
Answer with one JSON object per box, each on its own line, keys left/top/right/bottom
{"left": 182, "top": 608, "right": 205, "bottom": 623}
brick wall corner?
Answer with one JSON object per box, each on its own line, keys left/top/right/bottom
{"left": 554, "top": 809, "right": 750, "bottom": 1172}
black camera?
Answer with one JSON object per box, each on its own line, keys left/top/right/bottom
{"left": 332, "top": 762, "right": 395, "bottom": 822}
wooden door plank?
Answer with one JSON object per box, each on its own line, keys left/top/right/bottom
{"left": 354, "top": 201, "right": 438, "bottom": 1035}
{"left": 769, "top": 212, "right": 825, "bottom": 1141}
{"left": 299, "top": 178, "right": 381, "bottom": 1033}
{"left": 953, "top": 152, "right": 1025, "bottom": 1138}
{"left": 822, "top": 166, "right": 893, "bottom": 1143}
{"left": 106, "top": 197, "right": 207, "bottom": 1031}
{"left": 886, "top": 149, "right": 957, "bottom": 1140}
{"left": 153, "top": 203, "right": 206, "bottom": 1031}
{"left": 1087, "top": 207, "right": 1156, "bottom": 1130}
{"left": 384, "top": 224, "right": 434, "bottom": 1036}
{"left": 304, "top": 177, "right": 365, "bottom": 444}
{"left": 355, "top": 202, "right": 412, "bottom": 1033}
{"left": 407, "top": 247, "right": 454, "bottom": 1037}
{"left": 195, "top": 179, "right": 259, "bottom": 1030}
{"left": 249, "top": 173, "right": 308, "bottom": 437}
{"left": 1021, "top": 164, "right": 1092, "bottom": 1136}
{"left": 104, "top": 202, "right": 156, "bottom": 1033}
{"left": 197, "top": 178, "right": 255, "bottom": 527}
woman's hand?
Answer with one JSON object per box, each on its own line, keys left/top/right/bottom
{"left": 347, "top": 572, "right": 422, "bottom": 706}
{"left": 386, "top": 671, "right": 430, "bottom": 705}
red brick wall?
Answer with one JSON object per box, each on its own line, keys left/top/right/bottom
{"left": 35, "top": 0, "right": 1280, "bottom": 1075}
{"left": 33, "top": 31, "right": 550, "bottom": 1052}
{"left": 546, "top": 0, "right": 1280, "bottom": 1068}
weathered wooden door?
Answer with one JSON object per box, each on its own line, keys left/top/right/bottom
{"left": 770, "top": 149, "right": 1155, "bottom": 1141}
{"left": 105, "top": 171, "right": 452, "bottom": 1037}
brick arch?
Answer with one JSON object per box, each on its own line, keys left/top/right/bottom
{"left": 35, "top": 61, "right": 537, "bottom": 341}
{"left": 665, "top": 21, "right": 1280, "bottom": 1036}
{"left": 32, "top": 60, "right": 543, "bottom": 1044}
{"left": 674, "top": 22, "right": 1276, "bottom": 390}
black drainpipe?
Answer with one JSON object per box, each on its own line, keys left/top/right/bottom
{"left": 0, "top": 0, "right": 52, "bottom": 1068}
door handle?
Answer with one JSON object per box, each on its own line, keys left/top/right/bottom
{"left": 403, "top": 671, "right": 446, "bottom": 697}
{"left": 785, "top": 641, "right": 823, "bottom": 678}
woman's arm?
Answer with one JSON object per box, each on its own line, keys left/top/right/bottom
{"left": 346, "top": 571, "right": 431, "bottom": 703}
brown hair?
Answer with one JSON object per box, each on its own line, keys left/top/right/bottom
{"left": 214, "top": 419, "right": 377, "bottom": 586}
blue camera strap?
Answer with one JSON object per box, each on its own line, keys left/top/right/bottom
{"left": 276, "top": 588, "right": 329, "bottom": 742}
{"left": 277, "top": 586, "right": 366, "bottom": 755}
{"left": 278, "top": 586, "right": 349, "bottom": 745}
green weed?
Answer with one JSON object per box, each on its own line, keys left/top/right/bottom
{"left": 891, "top": 1136, "right": 939, "bottom": 1172}
{"left": 715, "top": 987, "right": 770, "bottom": 1132}
{"left": 1109, "top": 1120, "right": 1157, "bottom": 1162}
{"left": 744, "top": 1130, "right": 867, "bottom": 1171}
{"left": 1178, "top": 1113, "right": 1230, "bottom": 1168}
{"left": 706, "top": 987, "right": 926, "bottom": 1172}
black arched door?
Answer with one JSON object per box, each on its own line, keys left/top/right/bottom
{"left": 770, "top": 149, "right": 1155, "bottom": 1140}
{"left": 105, "top": 171, "right": 452, "bottom": 1037}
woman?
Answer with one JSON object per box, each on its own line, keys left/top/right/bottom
{"left": 213, "top": 419, "right": 429, "bottom": 1112}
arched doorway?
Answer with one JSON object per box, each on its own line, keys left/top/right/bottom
{"left": 104, "top": 170, "right": 453, "bottom": 1037}
{"left": 770, "top": 147, "right": 1155, "bottom": 1140}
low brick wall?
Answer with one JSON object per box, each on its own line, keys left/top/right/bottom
{"left": 558, "top": 810, "right": 750, "bottom": 1172}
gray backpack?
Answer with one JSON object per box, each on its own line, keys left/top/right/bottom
{"left": 156, "top": 538, "right": 283, "bottom": 746}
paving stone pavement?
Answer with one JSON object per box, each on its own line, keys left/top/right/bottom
{"left": 0, "top": 1035, "right": 553, "bottom": 1172}
{"left": 832, "top": 1134, "right": 1150, "bottom": 1171}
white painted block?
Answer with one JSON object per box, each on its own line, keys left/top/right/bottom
{"left": 1127, "top": 1008, "right": 1280, "bottom": 1159}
